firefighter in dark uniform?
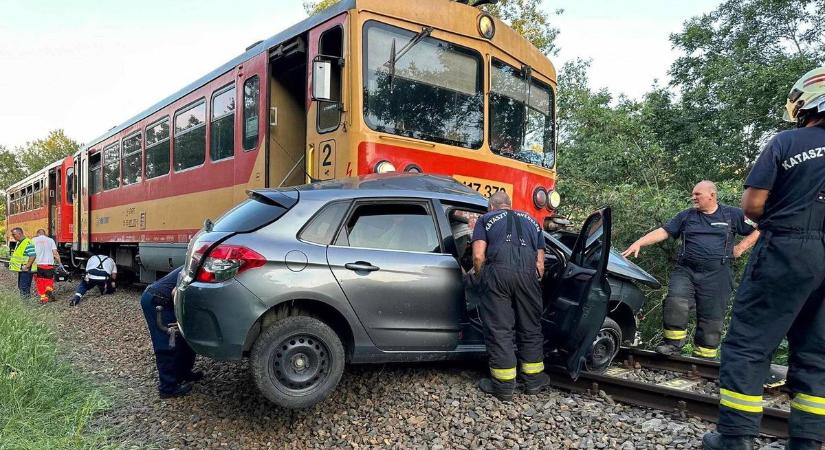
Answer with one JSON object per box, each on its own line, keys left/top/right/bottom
{"left": 623, "top": 180, "right": 759, "bottom": 358}
{"left": 704, "top": 67, "right": 825, "bottom": 450}
{"left": 471, "top": 191, "right": 549, "bottom": 401}
{"left": 140, "top": 267, "right": 203, "bottom": 398}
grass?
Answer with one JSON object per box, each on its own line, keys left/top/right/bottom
{"left": 0, "top": 287, "right": 112, "bottom": 449}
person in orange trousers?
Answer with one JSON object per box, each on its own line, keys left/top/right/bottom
{"left": 32, "top": 229, "right": 62, "bottom": 303}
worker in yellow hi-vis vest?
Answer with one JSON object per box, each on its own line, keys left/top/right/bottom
{"left": 8, "top": 227, "right": 37, "bottom": 298}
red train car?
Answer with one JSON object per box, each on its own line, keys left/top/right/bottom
{"left": 5, "top": 157, "right": 74, "bottom": 257}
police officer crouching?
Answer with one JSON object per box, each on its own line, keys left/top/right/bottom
{"left": 472, "top": 191, "right": 549, "bottom": 401}
{"left": 140, "top": 267, "right": 203, "bottom": 398}
{"left": 704, "top": 67, "right": 825, "bottom": 450}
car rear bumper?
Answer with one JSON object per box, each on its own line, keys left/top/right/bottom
{"left": 174, "top": 279, "right": 268, "bottom": 360}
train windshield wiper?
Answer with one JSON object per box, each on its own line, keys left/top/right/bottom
{"left": 384, "top": 26, "right": 433, "bottom": 87}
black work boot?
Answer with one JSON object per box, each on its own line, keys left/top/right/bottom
{"left": 159, "top": 383, "right": 193, "bottom": 399}
{"left": 478, "top": 378, "right": 514, "bottom": 402}
{"left": 786, "top": 437, "right": 823, "bottom": 450}
{"left": 702, "top": 432, "right": 754, "bottom": 450}
{"left": 518, "top": 372, "right": 551, "bottom": 395}
{"left": 655, "top": 342, "right": 683, "bottom": 356}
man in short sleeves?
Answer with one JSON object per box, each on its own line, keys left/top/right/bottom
{"left": 471, "top": 191, "right": 548, "bottom": 401}
{"left": 623, "top": 181, "right": 758, "bottom": 358}
{"left": 704, "top": 66, "right": 825, "bottom": 450}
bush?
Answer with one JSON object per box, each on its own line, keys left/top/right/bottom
{"left": 0, "top": 288, "right": 112, "bottom": 449}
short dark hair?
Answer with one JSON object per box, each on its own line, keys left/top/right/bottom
{"left": 11, "top": 227, "right": 23, "bottom": 235}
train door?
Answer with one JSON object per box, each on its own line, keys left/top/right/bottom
{"left": 235, "top": 54, "right": 267, "bottom": 204}
{"left": 48, "top": 166, "right": 59, "bottom": 237}
{"left": 61, "top": 157, "right": 75, "bottom": 244}
{"left": 306, "top": 14, "right": 349, "bottom": 182}
{"left": 268, "top": 37, "right": 308, "bottom": 188}
{"left": 73, "top": 151, "right": 91, "bottom": 252}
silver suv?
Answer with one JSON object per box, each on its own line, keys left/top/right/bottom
{"left": 175, "top": 174, "right": 657, "bottom": 409}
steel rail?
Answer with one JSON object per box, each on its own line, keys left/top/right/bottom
{"left": 616, "top": 347, "right": 720, "bottom": 380}
{"left": 546, "top": 368, "right": 790, "bottom": 438}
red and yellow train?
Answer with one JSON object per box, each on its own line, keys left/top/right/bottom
{"left": 5, "top": 0, "right": 560, "bottom": 282}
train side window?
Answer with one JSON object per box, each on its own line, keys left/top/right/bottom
{"left": 317, "top": 26, "right": 343, "bottom": 133}
{"left": 103, "top": 143, "right": 121, "bottom": 191}
{"left": 243, "top": 76, "right": 260, "bottom": 151}
{"left": 66, "top": 168, "right": 74, "bottom": 204}
{"left": 174, "top": 100, "right": 206, "bottom": 171}
{"left": 89, "top": 152, "right": 102, "bottom": 194}
{"left": 26, "top": 185, "right": 32, "bottom": 211}
{"left": 145, "top": 117, "right": 170, "bottom": 179}
{"left": 122, "top": 132, "right": 142, "bottom": 185}
{"left": 33, "top": 181, "right": 41, "bottom": 209}
{"left": 211, "top": 84, "right": 235, "bottom": 161}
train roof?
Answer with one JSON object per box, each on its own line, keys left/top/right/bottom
{"left": 6, "top": 158, "right": 64, "bottom": 191}
{"left": 82, "top": 0, "right": 357, "bottom": 152}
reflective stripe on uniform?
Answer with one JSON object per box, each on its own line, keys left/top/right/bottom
{"left": 791, "top": 393, "right": 825, "bottom": 415}
{"left": 521, "top": 361, "right": 544, "bottom": 374}
{"left": 490, "top": 367, "right": 517, "bottom": 381}
{"left": 693, "top": 346, "right": 718, "bottom": 358}
{"left": 663, "top": 329, "right": 687, "bottom": 340}
{"left": 719, "top": 388, "right": 763, "bottom": 413}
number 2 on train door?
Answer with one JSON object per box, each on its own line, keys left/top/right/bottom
{"left": 318, "top": 140, "right": 336, "bottom": 180}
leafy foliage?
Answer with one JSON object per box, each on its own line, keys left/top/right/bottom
{"left": 16, "top": 130, "right": 80, "bottom": 176}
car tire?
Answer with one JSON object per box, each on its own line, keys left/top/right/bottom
{"left": 251, "top": 315, "right": 345, "bottom": 409}
{"left": 585, "top": 317, "right": 622, "bottom": 373}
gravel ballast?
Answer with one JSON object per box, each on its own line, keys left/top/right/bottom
{"left": 1, "top": 270, "right": 789, "bottom": 449}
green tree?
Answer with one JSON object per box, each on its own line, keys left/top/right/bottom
{"left": 16, "top": 130, "right": 80, "bottom": 175}
{"left": 0, "top": 145, "right": 27, "bottom": 230}
{"left": 303, "top": 0, "right": 561, "bottom": 55}
{"left": 667, "top": 0, "right": 825, "bottom": 178}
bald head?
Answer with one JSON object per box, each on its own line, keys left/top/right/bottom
{"left": 489, "top": 191, "right": 512, "bottom": 211}
{"left": 692, "top": 180, "right": 719, "bottom": 212}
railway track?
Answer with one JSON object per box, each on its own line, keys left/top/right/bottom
{"left": 548, "top": 347, "right": 790, "bottom": 437}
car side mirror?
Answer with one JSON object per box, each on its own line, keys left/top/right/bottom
{"left": 312, "top": 60, "right": 332, "bottom": 101}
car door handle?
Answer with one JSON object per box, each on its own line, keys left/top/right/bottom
{"left": 344, "top": 262, "right": 380, "bottom": 272}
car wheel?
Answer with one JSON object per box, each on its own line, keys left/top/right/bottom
{"left": 585, "top": 317, "right": 622, "bottom": 373}
{"left": 251, "top": 315, "right": 345, "bottom": 409}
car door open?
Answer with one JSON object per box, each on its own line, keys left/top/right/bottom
{"left": 543, "top": 207, "right": 612, "bottom": 379}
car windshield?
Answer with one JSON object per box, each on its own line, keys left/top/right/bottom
{"left": 489, "top": 59, "right": 555, "bottom": 168}
{"left": 363, "top": 21, "right": 484, "bottom": 149}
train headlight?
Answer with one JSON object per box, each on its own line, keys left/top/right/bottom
{"left": 532, "top": 187, "right": 548, "bottom": 209}
{"left": 478, "top": 14, "right": 495, "bottom": 40}
{"left": 374, "top": 160, "right": 396, "bottom": 173}
{"left": 547, "top": 190, "right": 561, "bottom": 210}
{"left": 404, "top": 164, "right": 422, "bottom": 173}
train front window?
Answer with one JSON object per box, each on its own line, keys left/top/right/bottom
{"left": 363, "top": 21, "right": 483, "bottom": 149}
{"left": 490, "top": 59, "right": 555, "bottom": 168}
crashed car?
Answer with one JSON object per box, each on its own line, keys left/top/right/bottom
{"left": 175, "top": 174, "right": 659, "bottom": 409}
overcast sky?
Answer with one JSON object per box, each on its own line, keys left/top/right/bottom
{"left": 0, "top": 0, "right": 722, "bottom": 149}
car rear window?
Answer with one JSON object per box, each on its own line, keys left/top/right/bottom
{"left": 212, "top": 192, "right": 297, "bottom": 233}
{"left": 299, "top": 201, "right": 350, "bottom": 245}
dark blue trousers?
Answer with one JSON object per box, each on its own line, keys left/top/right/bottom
{"left": 718, "top": 232, "right": 825, "bottom": 440}
{"left": 17, "top": 271, "right": 33, "bottom": 298}
{"left": 139, "top": 291, "right": 196, "bottom": 394}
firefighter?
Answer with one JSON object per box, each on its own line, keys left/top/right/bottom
{"left": 8, "top": 227, "right": 36, "bottom": 298}
{"left": 703, "top": 67, "right": 825, "bottom": 450}
{"left": 140, "top": 266, "right": 202, "bottom": 398}
{"left": 471, "top": 191, "right": 549, "bottom": 401}
{"left": 623, "top": 181, "right": 759, "bottom": 358}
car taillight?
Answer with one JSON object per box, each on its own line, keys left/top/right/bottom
{"left": 195, "top": 244, "right": 266, "bottom": 283}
